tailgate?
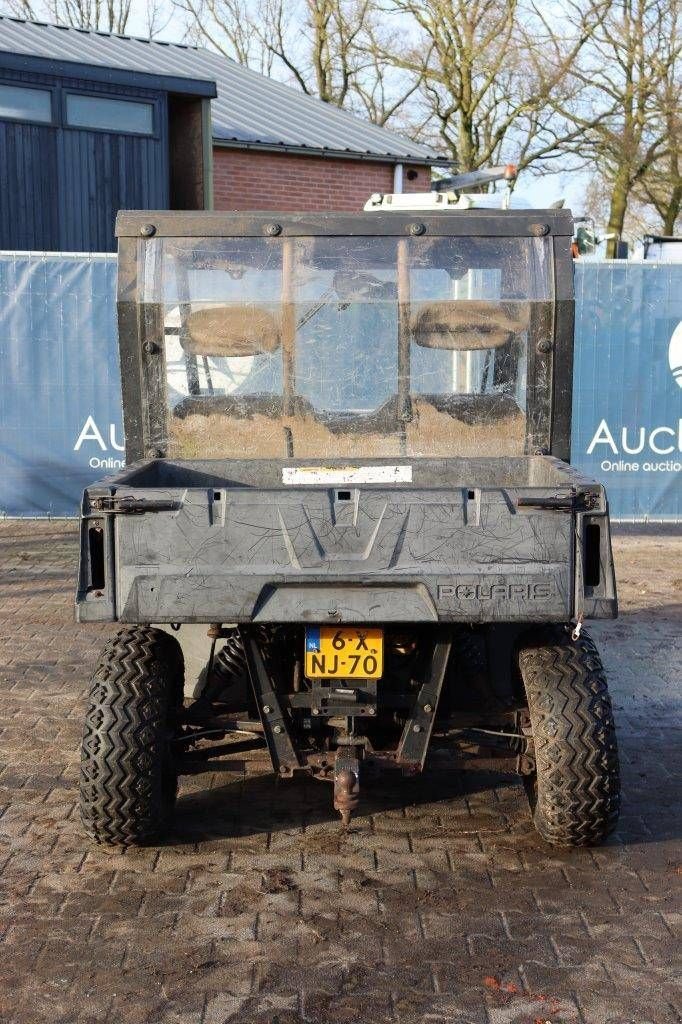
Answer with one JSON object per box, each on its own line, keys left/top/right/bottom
{"left": 78, "top": 483, "right": 581, "bottom": 623}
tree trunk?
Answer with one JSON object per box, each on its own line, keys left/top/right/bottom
{"left": 457, "top": 113, "right": 477, "bottom": 174}
{"left": 605, "top": 173, "right": 630, "bottom": 258}
{"left": 661, "top": 185, "right": 682, "bottom": 235}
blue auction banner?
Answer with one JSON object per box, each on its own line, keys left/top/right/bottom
{"left": 0, "top": 253, "right": 124, "bottom": 516}
{"left": 0, "top": 253, "right": 680, "bottom": 520}
{"left": 572, "top": 262, "right": 681, "bottom": 521}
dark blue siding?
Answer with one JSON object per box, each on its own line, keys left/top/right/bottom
{"left": 0, "top": 66, "right": 168, "bottom": 252}
{"left": 0, "top": 120, "right": 59, "bottom": 248}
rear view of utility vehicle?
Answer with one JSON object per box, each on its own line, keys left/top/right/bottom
{"left": 76, "top": 208, "right": 619, "bottom": 847}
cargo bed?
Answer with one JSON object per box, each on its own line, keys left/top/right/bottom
{"left": 77, "top": 456, "right": 616, "bottom": 625}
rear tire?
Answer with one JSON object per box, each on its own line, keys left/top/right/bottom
{"left": 80, "top": 626, "right": 184, "bottom": 847}
{"left": 518, "top": 626, "right": 620, "bottom": 847}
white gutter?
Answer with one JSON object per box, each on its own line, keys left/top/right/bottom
{"left": 393, "top": 163, "right": 403, "bottom": 193}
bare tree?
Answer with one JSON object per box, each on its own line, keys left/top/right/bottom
{"left": 143, "top": 0, "right": 173, "bottom": 38}
{"left": 566, "top": 0, "right": 681, "bottom": 255}
{"left": 1, "top": 0, "right": 180, "bottom": 36}
{"left": 2, "top": 0, "right": 133, "bottom": 32}
{"left": 638, "top": 142, "right": 682, "bottom": 237}
{"left": 176, "top": 0, "right": 364, "bottom": 102}
{"left": 365, "top": 0, "right": 611, "bottom": 175}
{"left": 175, "top": 0, "right": 421, "bottom": 122}
{"left": 348, "top": 15, "right": 424, "bottom": 126}
{"left": 177, "top": 0, "right": 275, "bottom": 74}
{"left": 582, "top": 170, "right": 662, "bottom": 242}
{"left": 632, "top": 19, "right": 682, "bottom": 235}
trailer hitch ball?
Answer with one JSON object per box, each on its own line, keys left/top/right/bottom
{"left": 333, "top": 767, "right": 360, "bottom": 827}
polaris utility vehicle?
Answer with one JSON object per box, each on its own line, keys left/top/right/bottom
{"left": 77, "top": 207, "right": 620, "bottom": 848}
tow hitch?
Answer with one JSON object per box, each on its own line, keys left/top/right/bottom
{"left": 333, "top": 748, "right": 361, "bottom": 826}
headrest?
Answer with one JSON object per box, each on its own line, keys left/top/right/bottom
{"left": 411, "top": 299, "right": 530, "bottom": 350}
{"left": 184, "top": 305, "right": 281, "bottom": 356}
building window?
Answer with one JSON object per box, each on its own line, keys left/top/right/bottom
{"left": 0, "top": 83, "right": 52, "bottom": 124}
{"left": 65, "top": 94, "right": 154, "bottom": 135}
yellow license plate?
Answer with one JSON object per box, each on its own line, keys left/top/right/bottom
{"left": 304, "top": 627, "right": 383, "bottom": 679}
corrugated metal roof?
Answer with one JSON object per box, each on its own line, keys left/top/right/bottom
{"left": 0, "top": 16, "right": 440, "bottom": 163}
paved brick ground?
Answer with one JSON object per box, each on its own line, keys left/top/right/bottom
{"left": 0, "top": 521, "right": 680, "bottom": 1024}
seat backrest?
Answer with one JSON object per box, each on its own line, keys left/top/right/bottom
{"left": 184, "top": 305, "right": 281, "bottom": 356}
{"left": 411, "top": 299, "right": 530, "bottom": 350}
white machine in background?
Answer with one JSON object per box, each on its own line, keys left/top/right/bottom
{"left": 364, "top": 164, "right": 555, "bottom": 212}
{"left": 638, "top": 235, "right": 682, "bottom": 262}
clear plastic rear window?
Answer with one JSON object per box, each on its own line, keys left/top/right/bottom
{"left": 138, "top": 234, "right": 553, "bottom": 459}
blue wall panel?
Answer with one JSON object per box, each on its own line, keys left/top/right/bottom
{"left": 0, "top": 255, "right": 680, "bottom": 519}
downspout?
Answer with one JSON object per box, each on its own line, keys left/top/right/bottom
{"left": 202, "top": 98, "right": 214, "bottom": 210}
{"left": 393, "top": 162, "right": 403, "bottom": 193}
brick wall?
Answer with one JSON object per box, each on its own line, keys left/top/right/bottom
{"left": 212, "top": 147, "right": 432, "bottom": 211}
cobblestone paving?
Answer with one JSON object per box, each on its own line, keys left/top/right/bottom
{"left": 0, "top": 521, "right": 680, "bottom": 1024}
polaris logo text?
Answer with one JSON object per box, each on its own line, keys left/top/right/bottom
{"left": 438, "top": 582, "right": 553, "bottom": 601}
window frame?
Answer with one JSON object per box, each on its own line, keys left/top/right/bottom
{"left": 63, "top": 90, "right": 158, "bottom": 139}
{"left": 0, "top": 80, "right": 55, "bottom": 126}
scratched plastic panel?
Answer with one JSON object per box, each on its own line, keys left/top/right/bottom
{"left": 140, "top": 235, "right": 553, "bottom": 460}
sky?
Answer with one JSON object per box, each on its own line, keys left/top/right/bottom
{"left": 512, "top": 170, "right": 590, "bottom": 215}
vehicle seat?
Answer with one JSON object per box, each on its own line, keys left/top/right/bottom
{"left": 411, "top": 299, "right": 530, "bottom": 350}
{"left": 183, "top": 304, "right": 281, "bottom": 356}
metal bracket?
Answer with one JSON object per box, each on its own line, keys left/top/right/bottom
{"left": 517, "top": 490, "right": 597, "bottom": 513}
{"left": 396, "top": 629, "right": 452, "bottom": 770}
{"left": 239, "top": 627, "right": 302, "bottom": 777}
{"left": 90, "top": 495, "right": 180, "bottom": 514}
{"left": 289, "top": 679, "right": 379, "bottom": 719}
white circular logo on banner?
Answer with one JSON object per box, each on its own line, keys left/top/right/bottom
{"left": 670, "top": 321, "right": 682, "bottom": 389}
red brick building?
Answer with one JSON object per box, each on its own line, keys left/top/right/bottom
{"left": 213, "top": 149, "right": 433, "bottom": 213}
